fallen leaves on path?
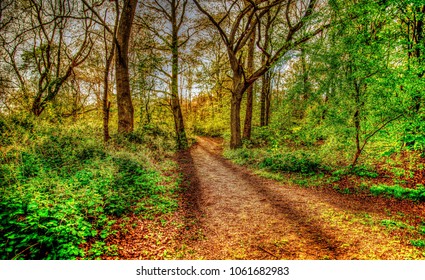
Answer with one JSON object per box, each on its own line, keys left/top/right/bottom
{"left": 104, "top": 137, "right": 425, "bottom": 260}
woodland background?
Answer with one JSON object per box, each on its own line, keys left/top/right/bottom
{"left": 1, "top": 0, "right": 425, "bottom": 259}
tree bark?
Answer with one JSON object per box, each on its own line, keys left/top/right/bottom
{"left": 171, "top": 0, "right": 188, "bottom": 150}
{"left": 116, "top": 0, "right": 137, "bottom": 134}
{"left": 265, "top": 73, "right": 271, "bottom": 126}
{"left": 260, "top": 70, "right": 271, "bottom": 126}
{"left": 231, "top": 93, "right": 243, "bottom": 148}
{"left": 103, "top": 42, "right": 114, "bottom": 143}
{"left": 351, "top": 78, "right": 362, "bottom": 168}
{"left": 243, "top": 31, "right": 256, "bottom": 140}
{"left": 102, "top": 1, "right": 119, "bottom": 143}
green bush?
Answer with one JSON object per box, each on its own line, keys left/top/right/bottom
{"left": 193, "top": 121, "right": 226, "bottom": 137}
{"left": 0, "top": 120, "right": 178, "bottom": 259}
{"left": 410, "top": 240, "right": 425, "bottom": 247}
{"left": 223, "top": 147, "right": 261, "bottom": 166}
{"left": 259, "top": 151, "right": 323, "bottom": 174}
{"left": 351, "top": 165, "right": 379, "bottom": 178}
{"left": 370, "top": 184, "right": 425, "bottom": 201}
{"left": 402, "top": 115, "right": 425, "bottom": 153}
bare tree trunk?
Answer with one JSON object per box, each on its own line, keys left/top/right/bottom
{"left": 72, "top": 79, "right": 79, "bottom": 122}
{"left": 260, "top": 70, "right": 271, "bottom": 126}
{"left": 171, "top": 46, "right": 188, "bottom": 149}
{"left": 116, "top": 0, "right": 137, "bottom": 134}
{"left": 265, "top": 74, "right": 271, "bottom": 126}
{"left": 231, "top": 93, "right": 243, "bottom": 148}
{"left": 351, "top": 79, "right": 362, "bottom": 168}
{"left": 171, "top": 0, "right": 188, "bottom": 150}
{"left": 103, "top": 40, "right": 114, "bottom": 142}
{"left": 102, "top": 3, "right": 118, "bottom": 143}
{"left": 243, "top": 31, "right": 255, "bottom": 140}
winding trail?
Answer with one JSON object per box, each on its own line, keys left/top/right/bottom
{"left": 177, "top": 137, "right": 425, "bottom": 260}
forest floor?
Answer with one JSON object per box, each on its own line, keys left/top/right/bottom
{"left": 106, "top": 136, "right": 425, "bottom": 260}
{"left": 173, "top": 137, "right": 425, "bottom": 260}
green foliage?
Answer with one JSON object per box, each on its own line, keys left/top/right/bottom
{"left": 115, "top": 123, "right": 176, "bottom": 156}
{"left": 192, "top": 116, "right": 227, "bottom": 137}
{"left": 224, "top": 145, "right": 326, "bottom": 175}
{"left": 370, "top": 184, "right": 425, "bottom": 201}
{"left": 350, "top": 165, "right": 378, "bottom": 178}
{"left": 259, "top": 151, "right": 323, "bottom": 174}
{"left": 330, "top": 165, "right": 378, "bottom": 179}
{"left": 380, "top": 219, "right": 409, "bottom": 229}
{"left": 410, "top": 240, "right": 425, "bottom": 248}
{"left": 223, "top": 147, "right": 258, "bottom": 166}
{"left": 0, "top": 119, "right": 178, "bottom": 259}
{"left": 402, "top": 114, "right": 425, "bottom": 153}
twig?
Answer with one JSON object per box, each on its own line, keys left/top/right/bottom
{"left": 258, "top": 245, "right": 279, "bottom": 259}
{"left": 13, "top": 242, "right": 40, "bottom": 260}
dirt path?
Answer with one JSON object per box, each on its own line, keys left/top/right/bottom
{"left": 177, "top": 137, "right": 425, "bottom": 260}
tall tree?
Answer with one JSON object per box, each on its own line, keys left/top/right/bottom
{"left": 102, "top": 2, "right": 119, "bottom": 142}
{"left": 194, "top": 0, "right": 328, "bottom": 148}
{"left": 259, "top": 8, "right": 276, "bottom": 127}
{"left": 242, "top": 27, "right": 255, "bottom": 140}
{"left": 116, "top": 0, "right": 138, "bottom": 133}
{"left": 138, "top": 0, "right": 190, "bottom": 149}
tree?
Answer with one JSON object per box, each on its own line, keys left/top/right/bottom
{"left": 138, "top": 0, "right": 191, "bottom": 149}
{"left": 115, "top": 0, "right": 138, "bottom": 133}
{"left": 259, "top": 7, "right": 277, "bottom": 127}
{"left": 194, "top": 0, "right": 328, "bottom": 148}
{"left": 1, "top": 0, "right": 94, "bottom": 117}
{"left": 280, "top": 0, "right": 410, "bottom": 167}
{"left": 242, "top": 22, "right": 255, "bottom": 140}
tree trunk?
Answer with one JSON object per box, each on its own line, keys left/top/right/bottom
{"left": 265, "top": 76, "right": 271, "bottom": 126}
{"left": 260, "top": 71, "right": 271, "bottom": 126}
{"left": 351, "top": 79, "right": 362, "bottom": 168}
{"left": 171, "top": 0, "right": 188, "bottom": 150}
{"left": 243, "top": 31, "right": 255, "bottom": 140}
{"left": 230, "top": 93, "right": 243, "bottom": 148}
{"left": 352, "top": 107, "right": 361, "bottom": 168}
{"left": 102, "top": 1, "right": 119, "bottom": 143}
{"left": 115, "top": 0, "right": 137, "bottom": 134}
{"left": 229, "top": 52, "right": 246, "bottom": 149}
{"left": 103, "top": 54, "right": 112, "bottom": 142}
{"left": 171, "top": 52, "right": 188, "bottom": 149}
{"left": 31, "top": 95, "right": 43, "bottom": 116}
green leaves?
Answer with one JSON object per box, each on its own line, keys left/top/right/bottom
{"left": 370, "top": 184, "right": 425, "bottom": 201}
{"left": 0, "top": 122, "right": 178, "bottom": 260}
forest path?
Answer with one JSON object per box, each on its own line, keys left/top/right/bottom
{"left": 177, "top": 137, "right": 425, "bottom": 260}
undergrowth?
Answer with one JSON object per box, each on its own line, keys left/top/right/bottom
{"left": 370, "top": 184, "right": 425, "bottom": 201}
{"left": 224, "top": 147, "right": 326, "bottom": 175}
{"left": 0, "top": 117, "right": 178, "bottom": 259}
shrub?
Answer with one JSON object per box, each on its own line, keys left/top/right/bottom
{"left": 410, "top": 240, "right": 425, "bottom": 247}
{"left": 0, "top": 120, "right": 178, "bottom": 259}
{"left": 259, "top": 151, "right": 323, "bottom": 174}
{"left": 370, "top": 184, "right": 425, "bottom": 201}
{"left": 351, "top": 165, "right": 378, "bottom": 178}
{"left": 223, "top": 147, "right": 258, "bottom": 166}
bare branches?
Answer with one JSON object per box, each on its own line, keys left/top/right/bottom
{"left": 0, "top": 0, "right": 96, "bottom": 116}
{"left": 192, "top": 0, "right": 230, "bottom": 45}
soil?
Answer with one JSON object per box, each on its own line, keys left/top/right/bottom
{"left": 175, "top": 137, "right": 425, "bottom": 260}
